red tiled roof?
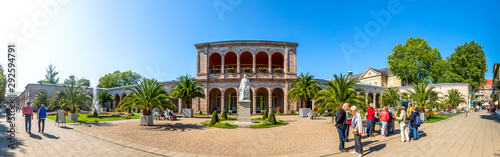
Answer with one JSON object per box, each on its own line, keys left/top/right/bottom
{"left": 479, "top": 79, "right": 493, "bottom": 89}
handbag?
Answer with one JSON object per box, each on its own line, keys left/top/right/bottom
{"left": 347, "top": 120, "right": 352, "bottom": 125}
{"left": 352, "top": 124, "right": 359, "bottom": 134}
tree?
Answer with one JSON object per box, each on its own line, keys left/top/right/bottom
{"left": 0, "top": 64, "right": 6, "bottom": 103}
{"left": 41, "top": 64, "right": 60, "bottom": 84}
{"left": 63, "top": 75, "right": 91, "bottom": 87}
{"left": 170, "top": 74, "right": 206, "bottom": 109}
{"left": 97, "top": 89, "right": 113, "bottom": 111}
{"left": 119, "top": 78, "right": 176, "bottom": 116}
{"left": 210, "top": 110, "right": 219, "bottom": 125}
{"left": 32, "top": 91, "right": 50, "bottom": 108}
{"left": 380, "top": 87, "right": 401, "bottom": 107}
{"left": 288, "top": 73, "right": 321, "bottom": 108}
{"left": 315, "top": 74, "right": 364, "bottom": 116}
{"left": 268, "top": 111, "right": 277, "bottom": 125}
{"left": 444, "top": 89, "right": 466, "bottom": 109}
{"left": 405, "top": 81, "right": 440, "bottom": 112}
{"left": 388, "top": 37, "right": 447, "bottom": 85}
{"left": 441, "top": 41, "right": 487, "bottom": 92}
{"left": 50, "top": 79, "right": 92, "bottom": 113}
{"left": 97, "top": 70, "right": 143, "bottom": 88}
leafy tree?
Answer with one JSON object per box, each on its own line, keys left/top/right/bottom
{"left": 97, "top": 70, "right": 143, "bottom": 88}
{"left": 41, "top": 64, "right": 60, "bottom": 84}
{"left": 170, "top": 74, "right": 206, "bottom": 109}
{"left": 32, "top": 91, "right": 50, "bottom": 108}
{"left": 97, "top": 89, "right": 113, "bottom": 111}
{"left": 315, "top": 74, "right": 364, "bottom": 116}
{"left": 380, "top": 87, "right": 401, "bottom": 107}
{"left": 63, "top": 75, "right": 90, "bottom": 87}
{"left": 50, "top": 79, "right": 92, "bottom": 114}
{"left": 388, "top": 37, "right": 447, "bottom": 85}
{"left": 118, "top": 78, "right": 175, "bottom": 116}
{"left": 444, "top": 89, "right": 466, "bottom": 109}
{"left": 0, "top": 64, "right": 6, "bottom": 103}
{"left": 405, "top": 81, "right": 440, "bottom": 112}
{"left": 288, "top": 73, "right": 321, "bottom": 108}
{"left": 441, "top": 41, "right": 487, "bottom": 92}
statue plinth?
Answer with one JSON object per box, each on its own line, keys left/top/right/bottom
{"left": 236, "top": 100, "right": 252, "bottom": 124}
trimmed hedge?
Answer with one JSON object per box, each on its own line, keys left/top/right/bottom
{"left": 222, "top": 109, "right": 228, "bottom": 120}
{"left": 210, "top": 111, "right": 219, "bottom": 125}
{"left": 268, "top": 111, "right": 276, "bottom": 124}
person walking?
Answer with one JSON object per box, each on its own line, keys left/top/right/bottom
{"left": 409, "top": 106, "right": 419, "bottom": 140}
{"left": 397, "top": 107, "right": 410, "bottom": 142}
{"left": 407, "top": 102, "right": 413, "bottom": 137}
{"left": 37, "top": 104, "right": 47, "bottom": 133}
{"left": 350, "top": 106, "right": 364, "bottom": 157}
{"left": 379, "top": 107, "right": 389, "bottom": 138}
{"left": 334, "top": 103, "right": 349, "bottom": 152}
{"left": 5, "top": 105, "right": 11, "bottom": 121}
{"left": 23, "top": 102, "right": 34, "bottom": 134}
{"left": 366, "top": 103, "right": 375, "bottom": 137}
{"left": 464, "top": 108, "right": 467, "bottom": 118}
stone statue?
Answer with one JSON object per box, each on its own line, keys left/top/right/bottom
{"left": 239, "top": 74, "right": 251, "bottom": 101}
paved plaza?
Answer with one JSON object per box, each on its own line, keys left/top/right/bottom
{"left": 0, "top": 111, "right": 499, "bottom": 157}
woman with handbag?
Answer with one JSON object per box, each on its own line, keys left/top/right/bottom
{"left": 350, "top": 106, "right": 363, "bottom": 157}
{"left": 397, "top": 107, "right": 410, "bottom": 142}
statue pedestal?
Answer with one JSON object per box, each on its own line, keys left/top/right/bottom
{"left": 236, "top": 100, "right": 252, "bottom": 124}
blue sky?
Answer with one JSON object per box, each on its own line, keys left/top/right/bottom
{"left": 1, "top": 0, "right": 499, "bottom": 91}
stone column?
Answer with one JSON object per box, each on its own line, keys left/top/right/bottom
{"left": 178, "top": 98, "right": 182, "bottom": 113}
{"left": 221, "top": 94, "right": 225, "bottom": 113}
{"left": 373, "top": 93, "right": 377, "bottom": 108}
{"left": 221, "top": 56, "right": 225, "bottom": 74}
{"left": 252, "top": 92, "right": 257, "bottom": 114}
{"left": 284, "top": 45, "right": 288, "bottom": 73}
{"left": 268, "top": 89, "right": 273, "bottom": 112}
{"left": 237, "top": 56, "right": 240, "bottom": 74}
{"left": 365, "top": 92, "right": 368, "bottom": 105}
{"left": 268, "top": 54, "right": 272, "bottom": 73}
{"left": 253, "top": 56, "right": 256, "bottom": 73}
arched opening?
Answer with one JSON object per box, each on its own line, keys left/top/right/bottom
{"left": 375, "top": 93, "right": 381, "bottom": 108}
{"left": 272, "top": 88, "right": 284, "bottom": 113}
{"left": 256, "top": 52, "right": 268, "bottom": 73}
{"left": 240, "top": 52, "right": 253, "bottom": 73}
{"left": 224, "top": 52, "right": 237, "bottom": 73}
{"left": 368, "top": 93, "right": 374, "bottom": 107}
{"left": 114, "top": 94, "right": 120, "bottom": 110}
{"left": 271, "top": 52, "right": 284, "bottom": 73}
{"left": 256, "top": 88, "right": 269, "bottom": 113}
{"left": 209, "top": 88, "right": 222, "bottom": 113}
{"left": 209, "top": 53, "right": 222, "bottom": 74}
{"left": 225, "top": 88, "right": 238, "bottom": 113}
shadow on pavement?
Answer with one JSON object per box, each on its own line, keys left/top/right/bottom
{"left": 43, "top": 133, "right": 60, "bottom": 139}
{"left": 29, "top": 133, "right": 42, "bottom": 139}
{"left": 59, "top": 126, "right": 74, "bottom": 130}
{"left": 480, "top": 113, "right": 500, "bottom": 124}
{"left": 144, "top": 123, "right": 206, "bottom": 132}
{"left": 83, "top": 122, "right": 116, "bottom": 127}
{"left": 363, "top": 143, "right": 387, "bottom": 155}
{"left": 346, "top": 140, "right": 379, "bottom": 150}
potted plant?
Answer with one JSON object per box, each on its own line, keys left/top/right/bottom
{"left": 211, "top": 67, "right": 220, "bottom": 74}
{"left": 258, "top": 67, "right": 268, "bottom": 73}
{"left": 227, "top": 67, "right": 235, "bottom": 74}
{"left": 50, "top": 77, "right": 92, "bottom": 122}
{"left": 170, "top": 74, "right": 206, "bottom": 118}
{"left": 119, "top": 78, "right": 176, "bottom": 125}
{"left": 288, "top": 73, "right": 320, "bottom": 117}
{"left": 242, "top": 67, "right": 251, "bottom": 73}
{"left": 274, "top": 67, "right": 283, "bottom": 75}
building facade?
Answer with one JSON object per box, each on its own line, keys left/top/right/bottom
{"left": 476, "top": 79, "right": 493, "bottom": 103}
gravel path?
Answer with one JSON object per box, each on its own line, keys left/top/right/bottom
{"left": 74, "top": 115, "right": 339, "bottom": 156}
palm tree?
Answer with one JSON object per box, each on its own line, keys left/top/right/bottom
{"left": 405, "top": 81, "right": 440, "bottom": 112}
{"left": 288, "top": 73, "right": 321, "bottom": 108}
{"left": 170, "top": 74, "right": 205, "bottom": 109}
{"left": 444, "top": 89, "right": 466, "bottom": 109}
{"left": 380, "top": 87, "right": 401, "bottom": 107}
{"left": 119, "top": 78, "right": 176, "bottom": 116}
{"left": 32, "top": 91, "right": 50, "bottom": 108}
{"left": 50, "top": 79, "right": 92, "bottom": 121}
{"left": 315, "top": 74, "right": 363, "bottom": 117}
{"left": 97, "top": 89, "right": 113, "bottom": 111}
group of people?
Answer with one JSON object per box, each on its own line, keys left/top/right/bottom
{"left": 334, "top": 102, "right": 422, "bottom": 156}
{"left": 154, "top": 109, "right": 176, "bottom": 121}
{"left": 5, "top": 102, "right": 47, "bottom": 134}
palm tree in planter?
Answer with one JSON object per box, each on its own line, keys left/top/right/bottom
{"left": 380, "top": 87, "right": 401, "bottom": 109}
{"left": 97, "top": 89, "right": 113, "bottom": 111}
{"left": 170, "top": 74, "right": 205, "bottom": 118}
{"left": 50, "top": 80, "right": 92, "bottom": 121}
{"left": 405, "top": 81, "right": 440, "bottom": 120}
{"left": 315, "top": 73, "right": 363, "bottom": 121}
{"left": 288, "top": 73, "right": 320, "bottom": 116}
{"left": 444, "top": 89, "right": 466, "bottom": 112}
{"left": 119, "top": 78, "right": 176, "bottom": 125}
{"left": 32, "top": 91, "right": 50, "bottom": 109}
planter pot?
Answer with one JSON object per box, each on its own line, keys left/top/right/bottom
{"left": 182, "top": 108, "right": 193, "bottom": 118}
{"left": 299, "top": 108, "right": 311, "bottom": 117}
{"left": 68, "top": 113, "right": 79, "bottom": 121}
{"left": 140, "top": 115, "right": 153, "bottom": 126}
{"left": 451, "top": 109, "right": 457, "bottom": 114}
{"left": 419, "top": 112, "right": 427, "bottom": 121}
{"left": 388, "top": 107, "right": 396, "bottom": 112}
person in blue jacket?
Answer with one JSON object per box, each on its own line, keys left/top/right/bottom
{"left": 38, "top": 104, "right": 47, "bottom": 133}
{"left": 409, "top": 106, "right": 419, "bottom": 140}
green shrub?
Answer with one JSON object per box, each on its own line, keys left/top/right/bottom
{"left": 210, "top": 111, "right": 219, "bottom": 125}
{"left": 116, "top": 108, "right": 123, "bottom": 112}
{"left": 222, "top": 109, "right": 227, "bottom": 120}
{"left": 199, "top": 110, "right": 203, "bottom": 115}
{"left": 290, "top": 110, "right": 294, "bottom": 114}
{"left": 258, "top": 121, "right": 271, "bottom": 126}
{"left": 124, "top": 116, "right": 131, "bottom": 119}
{"left": 268, "top": 111, "right": 276, "bottom": 124}
{"left": 93, "top": 109, "right": 98, "bottom": 117}
{"left": 396, "top": 108, "right": 401, "bottom": 117}
{"left": 262, "top": 110, "right": 268, "bottom": 119}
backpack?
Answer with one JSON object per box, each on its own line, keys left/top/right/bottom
{"left": 415, "top": 114, "right": 422, "bottom": 127}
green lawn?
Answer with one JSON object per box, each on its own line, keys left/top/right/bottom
{"left": 250, "top": 121, "right": 289, "bottom": 128}
{"left": 44, "top": 113, "right": 140, "bottom": 123}
{"left": 201, "top": 121, "right": 238, "bottom": 129}
{"left": 423, "top": 113, "right": 462, "bottom": 123}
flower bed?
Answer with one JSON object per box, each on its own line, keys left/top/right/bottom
{"left": 86, "top": 113, "right": 122, "bottom": 118}
{"left": 201, "top": 121, "right": 238, "bottom": 129}
{"left": 250, "top": 120, "right": 288, "bottom": 128}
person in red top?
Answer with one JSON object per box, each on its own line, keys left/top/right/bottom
{"left": 23, "top": 102, "right": 34, "bottom": 133}
{"left": 366, "top": 103, "right": 375, "bottom": 137}
{"left": 379, "top": 107, "right": 390, "bottom": 138}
